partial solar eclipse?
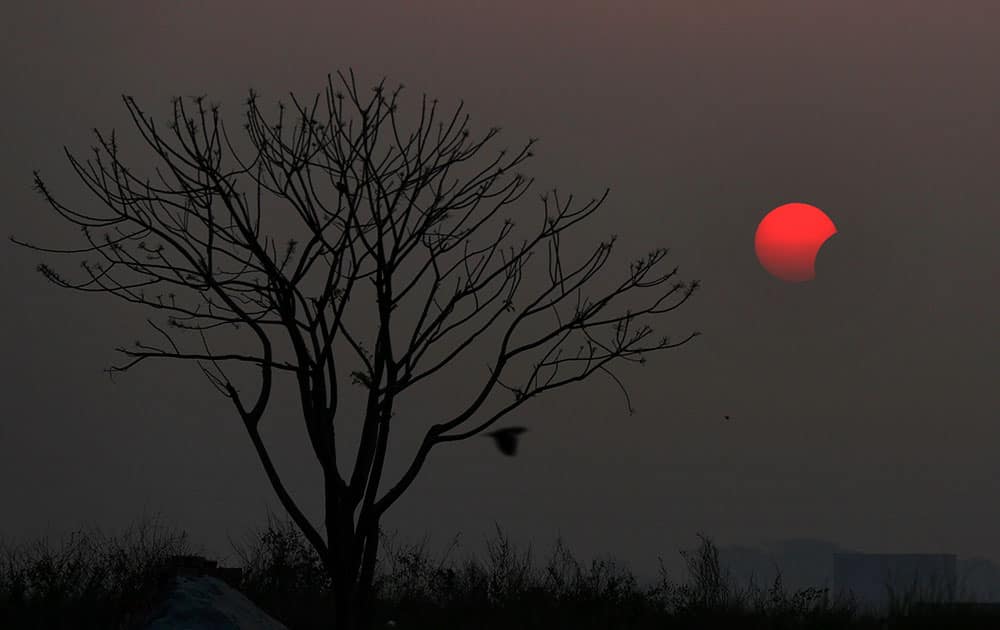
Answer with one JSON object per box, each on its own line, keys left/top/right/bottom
{"left": 754, "top": 202, "right": 837, "bottom": 283}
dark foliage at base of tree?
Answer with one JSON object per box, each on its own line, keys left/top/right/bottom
{"left": 3, "top": 513, "right": 996, "bottom": 630}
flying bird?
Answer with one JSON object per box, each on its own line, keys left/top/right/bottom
{"left": 486, "top": 426, "right": 527, "bottom": 456}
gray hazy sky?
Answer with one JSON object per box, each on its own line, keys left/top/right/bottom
{"left": 2, "top": 1, "right": 998, "bottom": 582}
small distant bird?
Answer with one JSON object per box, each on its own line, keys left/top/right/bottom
{"left": 724, "top": 415, "right": 732, "bottom": 421}
{"left": 486, "top": 426, "right": 527, "bottom": 456}
{"left": 335, "top": 181, "right": 349, "bottom": 194}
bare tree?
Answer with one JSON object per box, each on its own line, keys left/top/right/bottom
{"left": 12, "top": 69, "right": 700, "bottom": 630}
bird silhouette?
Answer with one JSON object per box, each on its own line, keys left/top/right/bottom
{"left": 724, "top": 415, "right": 732, "bottom": 421}
{"left": 335, "top": 181, "right": 349, "bottom": 194}
{"left": 485, "top": 426, "right": 527, "bottom": 456}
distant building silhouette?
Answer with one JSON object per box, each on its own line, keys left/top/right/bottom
{"left": 718, "top": 538, "right": 845, "bottom": 593}
{"left": 833, "top": 552, "right": 957, "bottom": 615}
{"left": 958, "top": 556, "right": 1000, "bottom": 602}
{"left": 712, "top": 540, "right": 1000, "bottom": 615}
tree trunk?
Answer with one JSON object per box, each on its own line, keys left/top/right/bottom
{"left": 329, "top": 526, "right": 381, "bottom": 630}
{"left": 356, "top": 526, "right": 381, "bottom": 630}
{"left": 331, "top": 562, "right": 359, "bottom": 630}
{"left": 329, "top": 575, "right": 375, "bottom": 629}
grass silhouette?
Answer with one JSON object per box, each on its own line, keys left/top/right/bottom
{"left": 1, "top": 512, "right": 997, "bottom": 629}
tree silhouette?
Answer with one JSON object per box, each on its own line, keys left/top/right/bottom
{"left": 12, "top": 69, "right": 700, "bottom": 630}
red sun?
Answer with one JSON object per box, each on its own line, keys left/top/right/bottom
{"left": 754, "top": 202, "right": 837, "bottom": 283}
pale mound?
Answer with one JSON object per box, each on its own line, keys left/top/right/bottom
{"left": 143, "top": 575, "right": 288, "bottom": 630}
